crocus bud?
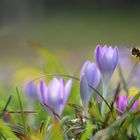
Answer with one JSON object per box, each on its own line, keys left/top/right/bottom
{"left": 94, "top": 45, "right": 119, "bottom": 115}
{"left": 24, "top": 80, "right": 37, "bottom": 102}
{"left": 80, "top": 60, "right": 100, "bottom": 109}
{"left": 37, "top": 78, "right": 72, "bottom": 119}
{"left": 94, "top": 45, "right": 119, "bottom": 83}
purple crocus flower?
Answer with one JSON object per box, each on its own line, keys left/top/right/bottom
{"left": 94, "top": 45, "right": 119, "bottom": 83}
{"left": 94, "top": 45, "right": 119, "bottom": 115}
{"left": 37, "top": 78, "right": 72, "bottom": 119}
{"left": 116, "top": 95, "right": 139, "bottom": 115}
{"left": 80, "top": 60, "right": 100, "bottom": 109}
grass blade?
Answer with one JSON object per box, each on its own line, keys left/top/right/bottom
{"left": 2, "top": 96, "right": 12, "bottom": 112}
{"left": 16, "top": 87, "right": 26, "bottom": 134}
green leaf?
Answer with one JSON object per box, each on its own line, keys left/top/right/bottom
{"left": 121, "top": 114, "right": 135, "bottom": 131}
{"left": 94, "top": 113, "right": 128, "bottom": 139}
{"left": 81, "top": 122, "right": 93, "bottom": 140}
{"left": 0, "top": 120, "right": 19, "bottom": 140}
{"left": 48, "top": 122, "right": 64, "bottom": 140}
{"left": 89, "top": 99, "right": 104, "bottom": 123}
{"left": 118, "top": 131, "right": 130, "bottom": 140}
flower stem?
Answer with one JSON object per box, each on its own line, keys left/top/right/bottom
{"left": 101, "top": 82, "right": 109, "bottom": 116}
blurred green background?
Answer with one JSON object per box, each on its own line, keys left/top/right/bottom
{"left": 0, "top": 0, "right": 140, "bottom": 82}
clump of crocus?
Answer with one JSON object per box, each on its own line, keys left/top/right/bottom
{"left": 80, "top": 60, "right": 100, "bottom": 112}
{"left": 94, "top": 45, "right": 119, "bottom": 115}
{"left": 37, "top": 78, "right": 72, "bottom": 120}
{"left": 116, "top": 87, "right": 139, "bottom": 115}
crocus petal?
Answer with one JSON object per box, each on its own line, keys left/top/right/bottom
{"left": 64, "top": 79, "right": 72, "bottom": 104}
{"left": 47, "top": 78, "right": 63, "bottom": 104}
{"left": 24, "top": 82, "right": 37, "bottom": 100}
{"left": 80, "top": 75, "right": 91, "bottom": 109}
{"left": 117, "top": 96, "right": 128, "bottom": 111}
{"left": 112, "top": 47, "right": 119, "bottom": 70}
{"left": 94, "top": 45, "right": 119, "bottom": 83}
{"left": 37, "top": 80, "right": 48, "bottom": 104}
{"left": 89, "top": 65, "right": 100, "bottom": 88}
{"left": 80, "top": 60, "right": 91, "bottom": 77}
{"left": 85, "top": 63, "right": 98, "bottom": 86}
{"left": 80, "top": 60, "right": 100, "bottom": 88}
{"left": 116, "top": 95, "right": 128, "bottom": 115}
{"left": 80, "top": 60, "right": 100, "bottom": 110}
{"left": 47, "top": 78, "right": 63, "bottom": 116}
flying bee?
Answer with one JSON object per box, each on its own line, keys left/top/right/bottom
{"left": 131, "top": 47, "right": 140, "bottom": 60}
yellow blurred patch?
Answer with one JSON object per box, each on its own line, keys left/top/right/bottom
{"left": 13, "top": 67, "right": 44, "bottom": 87}
{"left": 120, "top": 87, "right": 139, "bottom": 98}
{"left": 129, "top": 87, "right": 139, "bottom": 97}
